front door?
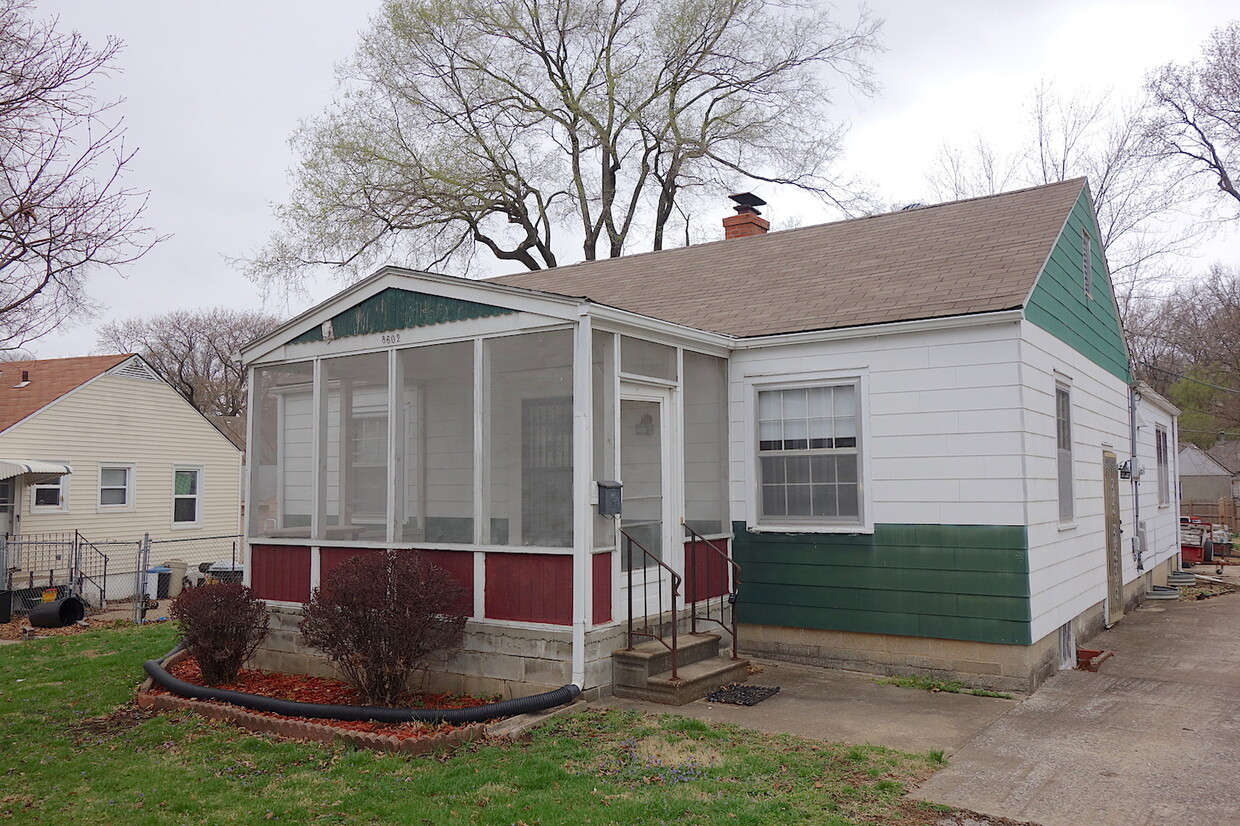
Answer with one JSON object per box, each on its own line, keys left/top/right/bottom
{"left": 1102, "top": 450, "right": 1124, "bottom": 624}
{"left": 0, "top": 478, "right": 12, "bottom": 536}
{"left": 619, "top": 385, "right": 677, "bottom": 619}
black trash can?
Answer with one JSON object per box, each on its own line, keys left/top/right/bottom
{"left": 26, "top": 596, "right": 85, "bottom": 628}
{"left": 0, "top": 590, "right": 10, "bottom": 624}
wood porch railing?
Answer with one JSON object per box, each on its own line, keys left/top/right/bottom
{"left": 621, "top": 528, "right": 683, "bottom": 681}
{"left": 683, "top": 520, "right": 742, "bottom": 661}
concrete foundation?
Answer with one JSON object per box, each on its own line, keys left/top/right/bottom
{"left": 250, "top": 606, "right": 628, "bottom": 699}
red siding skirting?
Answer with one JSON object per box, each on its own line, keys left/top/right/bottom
{"left": 685, "top": 538, "right": 731, "bottom": 603}
{"left": 592, "top": 552, "right": 612, "bottom": 624}
{"left": 484, "top": 553, "right": 572, "bottom": 625}
{"left": 319, "top": 548, "right": 475, "bottom": 615}
{"left": 249, "top": 544, "right": 311, "bottom": 603}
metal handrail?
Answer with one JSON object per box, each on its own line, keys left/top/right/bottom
{"left": 620, "top": 527, "right": 683, "bottom": 681}
{"left": 682, "top": 520, "right": 742, "bottom": 661}
{"left": 74, "top": 531, "right": 111, "bottom": 609}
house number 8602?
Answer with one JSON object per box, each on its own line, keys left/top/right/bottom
{"left": 382, "top": 333, "right": 401, "bottom": 344}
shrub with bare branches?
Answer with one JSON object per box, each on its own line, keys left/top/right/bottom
{"left": 299, "top": 551, "right": 467, "bottom": 707}
{"left": 170, "top": 583, "right": 269, "bottom": 685}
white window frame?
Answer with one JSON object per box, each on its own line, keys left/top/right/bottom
{"left": 31, "top": 463, "right": 69, "bottom": 512}
{"left": 1155, "top": 426, "right": 1170, "bottom": 507}
{"left": 97, "top": 462, "right": 135, "bottom": 511}
{"left": 172, "top": 465, "right": 204, "bottom": 529}
{"left": 1055, "top": 382, "right": 1074, "bottom": 525}
{"left": 746, "top": 371, "right": 871, "bottom": 534}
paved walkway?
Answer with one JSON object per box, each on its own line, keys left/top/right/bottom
{"left": 602, "top": 656, "right": 1019, "bottom": 755}
{"left": 914, "top": 588, "right": 1240, "bottom": 826}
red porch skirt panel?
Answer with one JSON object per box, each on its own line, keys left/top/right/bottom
{"left": 684, "top": 538, "right": 731, "bottom": 603}
{"left": 249, "top": 544, "right": 311, "bottom": 603}
{"left": 484, "top": 552, "right": 572, "bottom": 625}
{"left": 318, "top": 548, "right": 475, "bottom": 616}
{"left": 592, "top": 551, "right": 612, "bottom": 624}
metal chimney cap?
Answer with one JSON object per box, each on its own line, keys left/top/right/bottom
{"left": 728, "top": 192, "right": 766, "bottom": 214}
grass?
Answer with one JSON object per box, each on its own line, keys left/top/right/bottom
{"left": 876, "top": 674, "right": 1014, "bottom": 700}
{"left": 1, "top": 624, "right": 954, "bottom": 825}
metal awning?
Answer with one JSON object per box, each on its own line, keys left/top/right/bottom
{"left": 0, "top": 460, "right": 72, "bottom": 484}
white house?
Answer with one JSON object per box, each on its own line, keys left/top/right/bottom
{"left": 0, "top": 354, "right": 244, "bottom": 608}
{"left": 240, "top": 178, "right": 1181, "bottom": 698}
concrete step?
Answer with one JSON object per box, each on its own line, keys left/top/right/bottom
{"left": 612, "top": 633, "right": 724, "bottom": 687}
{"left": 613, "top": 654, "right": 750, "bottom": 706}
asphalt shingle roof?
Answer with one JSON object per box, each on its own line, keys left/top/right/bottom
{"left": 0, "top": 354, "right": 131, "bottom": 432}
{"left": 490, "top": 178, "right": 1086, "bottom": 338}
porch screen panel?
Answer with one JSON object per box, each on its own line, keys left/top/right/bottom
{"left": 621, "top": 336, "right": 677, "bottom": 381}
{"left": 593, "top": 332, "right": 616, "bottom": 550}
{"left": 250, "top": 362, "right": 314, "bottom": 539}
{"left": 683, "top": 351, "right": 729, "bottom": 536}
{"left": 487, "top": 331, "right": 574, "bottom": 547}
{"left": 398, "top": 342, "right": 474, "bottom": 543}
{"left": 321, "top": 353, "right": 389, "bottom": 542}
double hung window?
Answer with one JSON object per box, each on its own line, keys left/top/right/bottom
{"left": 757, "top": 383, "right": 860, "bottom": 525}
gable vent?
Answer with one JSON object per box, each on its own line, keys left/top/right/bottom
{"left": 110, "top": 358, "right": 161, "bottom": 382}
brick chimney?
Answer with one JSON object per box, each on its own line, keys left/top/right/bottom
{"left": 722, "top": 192, "right": 769, "bottom": 239}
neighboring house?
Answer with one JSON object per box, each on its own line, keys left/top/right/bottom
{"left": 240, "top": 178, "right": 1181, "bottom": 697}
{"left": 1179, "top": 443, "right": 1231, "bottom": 503}
{"left": 0, "top": 354, "right": 243, "bottom": 542}
{"left": 1206, "top": 439, "right": 1240, "bottom": 502}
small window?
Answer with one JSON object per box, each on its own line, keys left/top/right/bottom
{"left": 173, "top": 467, "right": 202, "bottom": 525}
{"left": 31, "top": 461, "right": 70, "bottom": 511}
{"left": 1155, "top": 427, "right": 1170, "bottom": 506}
{"left": 1056, "top": 385, "right": 1074, "bottom": 522}
{"left": 757, "top": 383, "right": 861, "bottom": 525}
{"left": 99, "top": 465, "right": 134, "bottom": 508}
{"left": 1082, "top": 230, "right": 1092, "bottom": 299}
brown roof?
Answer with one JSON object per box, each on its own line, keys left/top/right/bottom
{"left": 491, "top": 178, "right": 1086, "bottom": 337}
{"left": 0, "top": 354, "right": 132, "bottom": 432}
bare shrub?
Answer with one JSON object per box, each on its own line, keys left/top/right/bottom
{"left": 170, "top": 583, "right": 269, "bottom": 685}
{"left": 299, "top": 550, "right": 467, "bottom": 707}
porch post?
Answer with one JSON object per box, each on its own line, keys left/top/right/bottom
{"left": 571, "top": 306, "right": 593, "bottom": 688}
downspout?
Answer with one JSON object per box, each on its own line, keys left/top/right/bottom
{"left": 570, "top": 306, "right": 593, "bottom": 689}
{"left": 1130, "top": 383, "right": 1143, "bottom": 572}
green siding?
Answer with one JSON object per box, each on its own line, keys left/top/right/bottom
{"left": 1025, "top": 190, "right": 1131, "bottom": 382}
{"left": 292, "top": 288, "right": 515, "bottom": 344}
{"left": 732, "top": 522, "right": 1032, "bottom": 645}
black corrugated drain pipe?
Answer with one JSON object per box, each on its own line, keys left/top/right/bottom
{"left": 143, "top": 643, "right": 581, "bottom": 724}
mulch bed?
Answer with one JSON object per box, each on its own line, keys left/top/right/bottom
{"left": 704, "top": 683, "right": 780, "bottom": 706}
{"left": 139, "top": 653, "right": 494, "bottom": 753}
{"left": 0, "top": 615, "right": 133, "bottom": 641}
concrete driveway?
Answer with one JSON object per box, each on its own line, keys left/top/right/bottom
{"left": 914, "top": 590, "right": 1240, "bottom": 826}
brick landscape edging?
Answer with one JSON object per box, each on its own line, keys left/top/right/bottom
{"left": 136, "top": 659, "right": 485, "bottom": 755}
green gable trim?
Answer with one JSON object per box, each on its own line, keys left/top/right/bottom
{"left": 292, "top": 288, "right": 516, "bottom": 344}
{"left": 731, "top": 522, "right": 1032, "bottom": 646}
{"left": 1025, "top": 190, "right": 1131, "bottom": 382}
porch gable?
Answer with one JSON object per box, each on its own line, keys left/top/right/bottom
{"left": 290, "top": 288, "right": 516, "bottom": 344}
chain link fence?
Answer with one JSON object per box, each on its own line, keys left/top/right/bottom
{"left": 2, "top": 532, "right": 242, "bottom": 623}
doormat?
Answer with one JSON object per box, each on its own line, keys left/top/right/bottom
{"left": 705, "top": 684, "right": 780, "bottom": 706}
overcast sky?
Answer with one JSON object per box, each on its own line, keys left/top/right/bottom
{"left": 27, "top": 0, "right": 1240, "bottom": 359}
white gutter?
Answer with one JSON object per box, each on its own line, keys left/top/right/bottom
{"left": 570, "top": 305, "right": 593, "bottom": 688}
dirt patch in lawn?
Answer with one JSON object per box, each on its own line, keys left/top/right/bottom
{"left": 67, "top": 706, "right": 155, "bottom": 745}
{"left": 0, "top": 616, "right": 135, "bottom": 641}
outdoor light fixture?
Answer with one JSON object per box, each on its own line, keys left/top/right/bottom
{"left": 635, "top": 412, "right": 655, "bottom": 436}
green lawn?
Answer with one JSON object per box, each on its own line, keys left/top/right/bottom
{"left": 0, "top": 624, "right": 951, "bottom": 825}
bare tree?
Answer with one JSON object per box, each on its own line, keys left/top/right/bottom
{"left": 0, "top": 0, "right": 161, "bottom": 351}
{"left": 244, "top": 0, "right": 882, "bottom": 290}
{"left": 1126, "top": 264, "right": 1240, "bottom": 445}
{"left": 98, "top": 308, "right": 281, "bottom": 417}
{"left": 927, "top": 84, "right": 1200, "bottom": 312}
{"left": 1146, "top": 21, "right": 1240, "bottom": 211}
